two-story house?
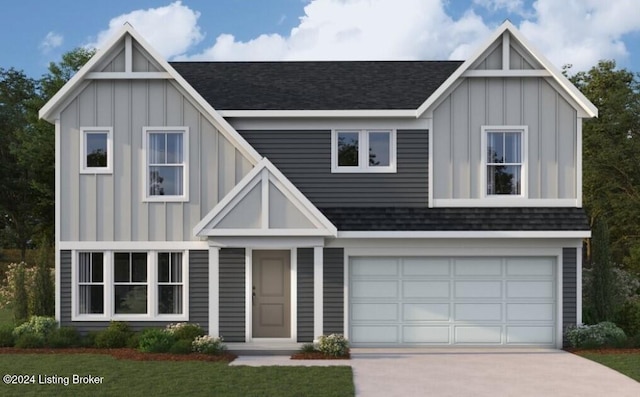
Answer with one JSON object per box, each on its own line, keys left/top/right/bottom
{"left": 40, "top": 21, "right": 595, "bottom": 349}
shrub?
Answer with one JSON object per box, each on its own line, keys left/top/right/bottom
{"left": 192, "top": 335, "right": 225, "bottom": 355}
{"left": 616, "top": 298, "right": 640, "bottom": 338}
{"left": 317, "top": 334, "right": 349, "bottom": 357}
{"left": 12, "top": 316, "right": 57, "bottom": 339}
{"left": 126, "top": 332, "right": 140, "bottom": 349}
{"left": 299, "top": 343, "right": 317, "bottom": 353}
{"left": 107, "top": 321, "right": 131, "bottom": 334}
{"left": 0, "top": 324, "right": 15, "bottom": 347}
{"left": 15, "top": 333, "right": 45, "bottom": 348}
{"left": 81, "top": 331, "right": 99, "bottom": 347}
{"left": 565, "top": 322, "right": 627, "bottom": 348}
{"left": 165, "top": 322, "right": 205, "bottom": 342}
{"left": 95, "top": 328, "right": 129, "bottom": 348}
{"left": 138, "top": 328, "right": 175, "bottom": 353}
{"left": 32, "top": 239, "right": 54, "bottom": 316}
{"left": 47, "top": 327, "right": 80, "bottom": 348}
{"left": 12, "top": 264, "right": 28, "bottom": 324}
{"left": 169, "top": 339, "right": 193, "bottom": 354}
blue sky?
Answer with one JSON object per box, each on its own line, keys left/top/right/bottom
{"left": 1, "top": 0, "right": 639, "bottom": 78}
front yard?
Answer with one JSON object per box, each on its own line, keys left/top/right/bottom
{"left": 574, "top": 350, "right": 640, "bottom": 382}
{"left": 0, "top": 353, "right": 354, "bottom": 397}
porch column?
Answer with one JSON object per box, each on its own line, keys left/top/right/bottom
{"left": 208, "top": 245, "right": 220, "bottom": 336}
{"left": 313, "top": 246, "right": 324, "bottom": 340}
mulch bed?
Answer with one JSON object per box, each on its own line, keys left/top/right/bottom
{"left": 290, "top": 352, "right": 350, "bottom": 360}
{"left": 0, "top": 347, "right": 237, "bottom": 362}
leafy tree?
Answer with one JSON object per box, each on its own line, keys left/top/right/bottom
{"left": 32, "top": 237, "right": 54, "bottom": 316}
{"left": 588, "top": 217, "right": 616, "bottom": 322}
{"left": 570, "top": 61, "right": 640, "bottom": 266}
{"left": 12, "top": 264, "right": 28, "bottom": 324}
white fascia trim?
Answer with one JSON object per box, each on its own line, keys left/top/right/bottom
{"left": 576, "top": 119, "right": 583, "bottom": 208}
{"left": 432, "top": 198, "right": 579, "bottom": 207}
{"left": 337, "top": 231, "right": 591, "bottom": 239}
{"left": 200, "top": 229, "right": 335, "bottom": 237}
{"left": 208, "top": 236, "right": 325, "bottom": 249}
{"left": 59, "top": 241, "right": 208, "bottom": 250}
{"left": 415, "top": 21, "right": 597, "bottom": 118}
{"left": 218, "top": 109, "right": 416, "bottom": 118}
{"left": 39, "top": 23, "right": 262, "bottom": 166}
{"left": 55, "top": 119, "right": 61, "bottom": 323}
{"left": 462, "top": 70, "right": 550, "bottom": 77}
{"left": 85, "top": 72, "right": 171, "bottom": 79}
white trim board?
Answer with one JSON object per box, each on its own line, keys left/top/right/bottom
{"left": 337, "top": 231, "right": 591, "bottom": 239}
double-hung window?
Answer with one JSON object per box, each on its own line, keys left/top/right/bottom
{"left": 114, "top": 253, "right": 148, "bottom": 314}
{"left": 78, "top": 252, "right": 104, "bottom": 314}
{"left": 157, "top": 252, "right": 183, "bottom": 314}
{"left": 482, "top": 126, "right": 527, "bottom": 197}
{"left": 144, "top": 127, "right": 189, "bottom": 201}
{"left": 332, "top": 129, "right": 396, "bottom": 173}
{"left": 80, "top": 127, "right": 112, "bottom": 174}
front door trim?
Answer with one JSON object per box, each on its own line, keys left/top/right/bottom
{"left": 245, "top": 248, "right": 297, "bottom": 342}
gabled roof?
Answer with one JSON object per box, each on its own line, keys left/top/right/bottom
{"left": 170, "top": 61, "right": 462, "bottom": 111}
{"left": 193, "top": 158, "right": 337, "bottom": 237}
{"left": 416, "top": 20, "right": 598, "bottom": 118}
{"left": 38, "top": 23, "right": 261, "bottom": 163}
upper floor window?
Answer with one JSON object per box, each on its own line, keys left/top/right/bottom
{"left": 482, "top": 126, "right": 527, "bottom": 197}
{"left": 143, "top": 127, "right": 189, "bottom": 201}
{"left": 331, "top": 129, "right": 396, "bottom": 173}
{"left": 80, "top": 127, "right": 112, "bottom": 174}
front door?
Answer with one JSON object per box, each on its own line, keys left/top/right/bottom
{"left": 252, "top": 250, "right": 291, "bottom": 338}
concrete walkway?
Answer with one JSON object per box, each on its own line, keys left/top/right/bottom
{"left": 231, "top": 348, "right": 640, "bottom": 397}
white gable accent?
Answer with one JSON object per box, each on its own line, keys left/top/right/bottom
{"left": 39, "top": 22, "right": 262, "bottom": 164}
{"left": 193, "top": 158, "right": 337, "bottom": 237}
{"left": 416, "top": 21, "right": 597, "bottom": 119}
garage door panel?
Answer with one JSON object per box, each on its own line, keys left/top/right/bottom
{"left": 352, "top": 303, "right": 398, "bottom": 321}
{"left": 455, "top": 303, "right": 502, "bottom": 321}
{"left": 507, "top": 303, "right": 554, "bottom": 321}
{"left": 403, "top": 281, "right": 449, "bottom": 298}
{"left": 507, "top": 326, "right": 554, "bottom": 344}
{"left": 352, "top": 280, "right": 398, "bottom": 298}
{"left": 403, "top": 326, "right": 450, "bottom": 343}
{"left": 403, "top": 258, "right": 450, "bottom": 276}
{"left": 507, "top": 281, "right": 553, "bottom": 298}
{"left": 455, "top": 281, "right": 502, "bottom": 298}
{"left": 455, "top": 326, "right": 503, "bottom": 343}
{"left": 455, "top": 259, "right": 502, "bottom": 276}
{"left": 351, "top": 325, "right": 398, "bottom": 343}
{"left": 403, "top": 303, "right": 449, "bottom": 321}
{"left": 506, "top": 258, "right": 554, "bottom": 276}
{"left": 351, "top": 258, "right": 399, "bottom": 276}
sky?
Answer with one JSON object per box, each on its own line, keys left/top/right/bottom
{"left": 1, "top": 0, "right": 639, "bottom": 79}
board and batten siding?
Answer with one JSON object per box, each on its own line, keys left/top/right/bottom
{"left": 60, "top": 249, "right": 209, "bottom": 333}
{"left": 323, "top": 248, "right": 344, "bottom": 335}
{"left": 297, "top": 248, "right": 315, "bottom": 342}
{"left": 562, "top": 247, "right": 577, "bottom": 346}
{"left": 218, "top": 248, "right": 246, "bottom": 342}
{"left": 240, "top": 130, "right": 428, "bottom": 207}
{"left": 432, "top": 78, "right": 577, "bottom": 200}
{"left": 58, "top": 79, "right": 253, "bottom": 242}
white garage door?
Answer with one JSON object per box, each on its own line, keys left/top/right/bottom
{"left": 349, "top": 257, "right": 556, "bottom": 346}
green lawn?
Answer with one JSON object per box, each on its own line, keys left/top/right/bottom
{"left": 578, "top": 352, "right": 640, "bottom": 382}
{"left": 0, "top": 353, "right": 354, "bottom": 397}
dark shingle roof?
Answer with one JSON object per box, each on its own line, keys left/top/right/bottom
{"left": 170, "top": 61, "right": 463, "bottom": 110}
{"left": 319, "top": 207, "right": 590, "bottom": 231}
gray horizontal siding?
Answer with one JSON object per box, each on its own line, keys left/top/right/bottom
{"left": 563, "top": 247, "right": 577, "bottom": 347}
{"left": 189, "top": 250, "right": 209, "bottom": 334}
{"left": 297, "top": 248, "right": 314, "bottom": 342}
{"left": 323, "top": 248, "right": 344, "bottom": 335}
{"left": 219, "top": 248, "right": 246, "bottom": 342}
{"left": 60, "top": 250, "right": 210, "bottom": 334}
{"left": 240, "top": 130, "right": 428, "bottom": 207}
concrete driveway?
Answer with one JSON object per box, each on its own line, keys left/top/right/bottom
{"left": 350, "top": 348, "right": 640, "bottom": 397}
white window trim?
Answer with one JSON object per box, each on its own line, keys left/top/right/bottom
{"left": 72, "top": 250, "right": 189, "bottom": 322}
{"left": 331, "top": 129, "right": 397, "bottom": 173}
{"left": 80, "top": 127, "right": 113, "bottom": 174}
{"left": 481, "top": 125, "right": 528, "bottom": 200}
{"left": 142, "top": 126, "right": 189, "bottom": 202}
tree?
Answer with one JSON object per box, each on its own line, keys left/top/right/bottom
{"left": 570, "top": 61, "right": 640, "bottom": 266}
{"left": 32, "top": 237, "right": 54, "bottom": 316}
{"left": 588, "top": 217, "right": 617, "bottom": 322}
{"left": 12, "top": 264, "right": 28, "bottom": 324}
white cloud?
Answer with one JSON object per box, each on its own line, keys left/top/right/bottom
{"left": 86, "top": 1, "right": 203, "bottom": 58}
{"left": 39, "top": 31, "right": 63, "bottom": 53}
{"left": 473, "top": 0, "right": 526, "bottom": 15}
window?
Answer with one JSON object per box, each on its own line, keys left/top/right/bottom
{"left": 144, "top": 127, "right": 189, "bottom": 201}
{"left": 78, "top": 252, "right": 104, "bottom": 314}
{"left": 114, "top": 253, "right": 148, "bottom": 314}
{"left": 157, "top": 252, "right": 183, "bottom": 314}
{"left": 332, "top": 130, "right": 396, "bottom": 173}
{"left": 74, "top": 250, "right": 187, "bottom": 321}
{"left": 80, "top": 127, "right": 112, "bottom": 173}
{"left": 482, "top": 126, "right": 527, "bottom": 197}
